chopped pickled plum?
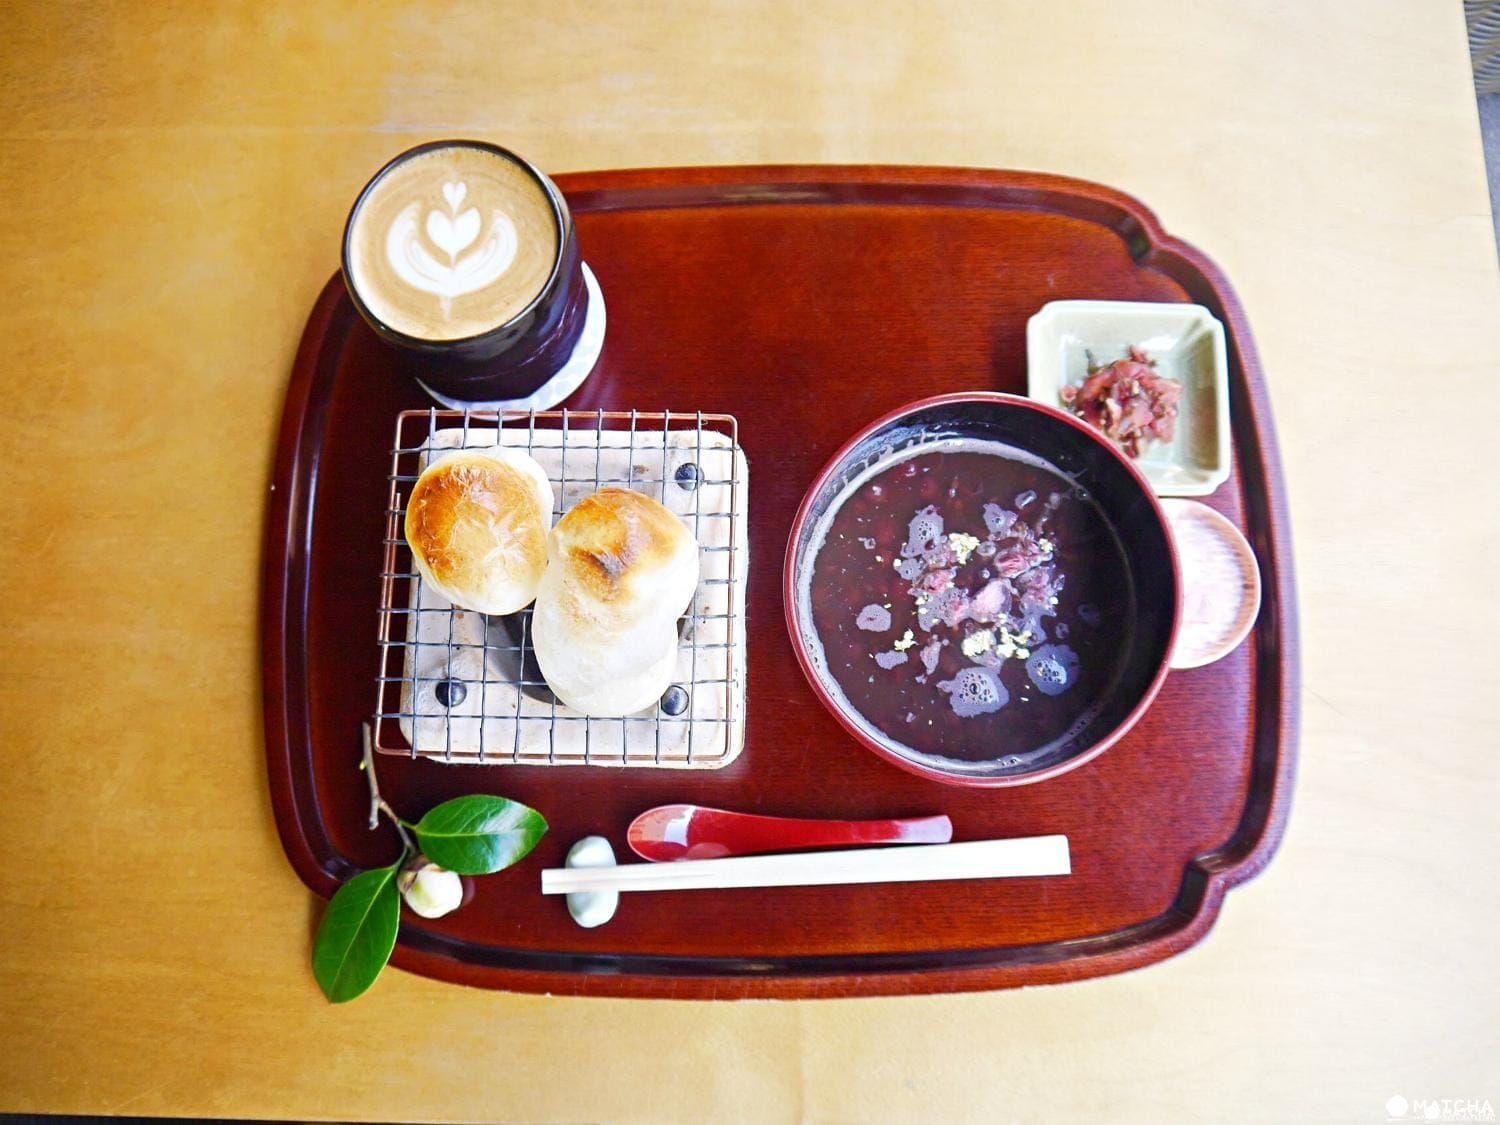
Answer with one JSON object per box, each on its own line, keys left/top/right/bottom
{"left": 1060, "top": 346, "right": 1182, "bottom": 457}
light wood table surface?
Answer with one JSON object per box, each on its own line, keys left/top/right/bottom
{"left": 2, "top": 2, "right": 1496, "bottom": 1121}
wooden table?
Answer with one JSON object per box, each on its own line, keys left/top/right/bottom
{"left": 2, "top": 2, "right": 1496, "bottom": 1119}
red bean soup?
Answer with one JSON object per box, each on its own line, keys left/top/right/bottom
{"left": 788, "top": 396, "right": 1179, "bottom": 784}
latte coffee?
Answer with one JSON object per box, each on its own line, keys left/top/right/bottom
{"left": 342, "top": 141, "right": 603, "bottom": 408}
{"left": 346, "top": 144, "right": 560, "bottom": 342}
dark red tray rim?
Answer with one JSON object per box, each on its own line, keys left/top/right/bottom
{"left": 263, "top": 164, "right": 1299, "bottom": 999}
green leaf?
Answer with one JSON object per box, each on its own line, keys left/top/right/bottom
{"left": 311, "top": 866, "right": 400, "bottom": 1004}
{"left": 413, "top": 795, "right": 548, "bottom": 875}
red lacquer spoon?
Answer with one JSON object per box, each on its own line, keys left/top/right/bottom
{"left": 627, "top": 804, "right": 954, "bottom": 862}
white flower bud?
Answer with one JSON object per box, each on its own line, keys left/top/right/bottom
{"left": 396, "top": 857, "right": 463, "bottom": 919}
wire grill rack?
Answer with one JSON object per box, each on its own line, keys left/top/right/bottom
{"left": 373, "top": 408, "right": 748, "bottom": 767}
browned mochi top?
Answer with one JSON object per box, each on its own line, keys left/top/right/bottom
{"left": 553, "top": 488, "right": 693, "bottom": 605}
{"left": 405, "top": 452, "right": 549, "bottom": 596}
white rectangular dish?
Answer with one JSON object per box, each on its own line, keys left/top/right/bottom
{"left": 1026, "top": 300, "right": 1231, "bottom": 497}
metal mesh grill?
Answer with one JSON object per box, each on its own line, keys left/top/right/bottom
{"left": 373, "top": 408, "right": 747, "bottom": 768}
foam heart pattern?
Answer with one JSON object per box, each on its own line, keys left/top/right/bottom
{"left": 426, "top": 206, "right": 481, "bottom": 258}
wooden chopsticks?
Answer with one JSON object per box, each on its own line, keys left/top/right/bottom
{"left": 541, "top": 835, "right": 1071, "bottom": 895}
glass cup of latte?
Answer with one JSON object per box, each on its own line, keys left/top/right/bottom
{"left": 342, "top": 140, "right": 604, "bottom": 409}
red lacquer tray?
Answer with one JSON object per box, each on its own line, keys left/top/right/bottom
{"left": 263, "top": 166, "right": 1298, "bottom": 999}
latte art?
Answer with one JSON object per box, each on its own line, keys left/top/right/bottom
{"left": 347, "top": 146, "right": 560, "bottom": 341}
{"left": 385, "top": 189, "right": 517, "bottom": 303}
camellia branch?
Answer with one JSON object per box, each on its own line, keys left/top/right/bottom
{"left": 360, "top": 722, "right": 381, "bottom": 828}
{"left": 360, "top": 722, "right": 415, "bottom": 854}
{"left": 315, "top": 725, "right": 548, "bottom": 1002}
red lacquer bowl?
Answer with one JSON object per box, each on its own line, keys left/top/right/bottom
{"left": 783, "top": 392, "right": 1182, "bottom": 787}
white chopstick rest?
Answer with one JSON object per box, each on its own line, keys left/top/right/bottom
{"left": 564, "top": 836, "right": 619, "bottom": 928}
{"left": 541, "top": 835, "right": 1070, "bottom": 895}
